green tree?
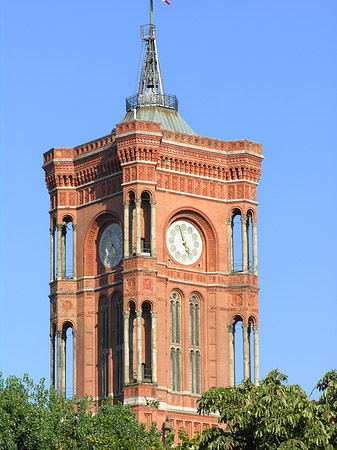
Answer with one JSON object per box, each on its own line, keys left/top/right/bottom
{"left": 0, "top": 373, "right": 165, "bottom": 450}
{"left": 197, "top": 369, "right": 337, "bottom": 450}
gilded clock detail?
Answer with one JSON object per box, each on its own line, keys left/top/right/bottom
{"left": 166, "top": 220, "right": 202, "bottom": 265}
{"left": 99, "top": 223, "right": 123, "bottom": 268}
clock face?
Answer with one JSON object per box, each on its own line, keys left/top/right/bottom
{"left": 166, "top": 220, "right": 202, "bottom": 265}
{"left": 99, "top": 223, "right": 123, "bottom": 268}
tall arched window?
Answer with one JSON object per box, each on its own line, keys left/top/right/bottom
{"left": 189, "top": 294, "right": 201, "bottom": 394}
{"left": 99, "top": 297, "right": 109, "bottom": 398}
{"left": 114, "top": 292, "right": 123, "bottom": 396}
{"left": 232, "top": 211, "right": 243, "bottom": 272}
{"left": 140, "top": 192, "right": 151, "bottom": 255}
{"left": 170, "top": 291, "right": 181, "bottom": 391}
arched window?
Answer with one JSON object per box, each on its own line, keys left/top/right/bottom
{"left": 55, "top": 216, "right": 75, "bottom": 279}
{"left": 142, "top": 301, "right": 152, "bottom": 381}
{"left": 140, "top": 192, "right": 151, "bottom": 255}
{"left": 170, "top": 291, "right": 181, "bottom": 391}
{"left": 113, "top": 292, "right": 123, "bottom": 396}
{"left": 57, "top": 322, "right": 74, "bottom": 398}
{"left": 128, "top": 301, "right": 136, "bottom": 382}
{"left": 99, "top": 297, "right": 109, "bottom": 398}
{"left": 189, "top": 294, "right": 201, "bottom": 394}
{"left": 232, "top": 211, "right": 242, "bottom": 272}
{"left": 247, "top": 211, "right": 253, "bottom": 272}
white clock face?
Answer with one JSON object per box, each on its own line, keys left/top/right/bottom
{"left": 99, "top": 223, "right": 123, "bottom": 268}
{"left": 166, "top": 220, "right": 202, "bottom": 265}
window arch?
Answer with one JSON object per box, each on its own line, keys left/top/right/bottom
{"left": 113, "top": 292, "right": 123, "bottom": 396}
{"left": 170, "top": 291, "right": 181, "bottom": 391}
{"left": 99, "top": 296, "right": 109, "bottom": 398}
{"left": 189, "top": 294, "right": 201, "bottom": 394}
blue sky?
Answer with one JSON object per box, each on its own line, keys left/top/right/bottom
{"left": 1, "top": 0, "right": 337, "bottom": 398}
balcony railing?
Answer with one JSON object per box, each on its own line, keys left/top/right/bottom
{"left": 126, "top": 93, "right": 178, "bottom": 112}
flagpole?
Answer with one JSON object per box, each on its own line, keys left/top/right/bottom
{"left": 150, "top": 0, "right": 153, "bottom": 25}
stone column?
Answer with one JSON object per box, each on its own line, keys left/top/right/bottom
{"left": 57, "top": 225, "right": 62, "bottom": 280}
{"left": 123, "top": 202, "right": 130, "bottom": 258}
{"left": 56, "top": 329, "right": 62, "bottom": 394}
{"left": 227, "top": 324, "right": 235, "bottom": 387}
{"left": 50, "top": 331, "right": 55, "bottom": 387}
{"left": 241, "top": 217, "right": 248, "bottom": 272}
{"left": 136, "top": 310, "right": 142, "bottom": 383}
{"left": 61, "top": 224, "right": 66, "bottom": 278}
{"left": 242, "top": 324, "right": 250, "bottom": 380}
{"left": 61, "top": 329, "right": 66, "bottom": 397}
{"left": 253, "top": 326, "right": 259, "bottom": 385}
{"left": 151, "top": 311, "right": 158, "bottom": 384}
{"left": 150, "top": 200, "right": 157, "bottom": 257}
{"left": 123, "top": 312, "right": 130, "bottom": 384}
{"left": 72, "top": 330, "right": 77, "bottom": 396}
{"left": 252, "top": 219, "right": 258, "bottom": 275}
{"left": 135, "top": 199, "right": 142, "bottom": 255}
{"left": 72, "top": 225, "right": 77, "bottom": 279}
{"left": 226, "top": 218, "right": 233, "bottom": 272}
{"left": 50, "top": 228, "right": 55, "bottom": 282}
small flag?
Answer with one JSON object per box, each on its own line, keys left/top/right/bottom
{"left": 162, "top": 0, "right": 171, "bottom": 4}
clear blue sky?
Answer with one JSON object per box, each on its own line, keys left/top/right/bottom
{"left": 1, "top": 0, "right": 337, "bottom": 398}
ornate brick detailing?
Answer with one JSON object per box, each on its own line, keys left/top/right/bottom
{"left": 117, "top": 146, "right": 159, "bottom": 164}
{"left": 116, "top": 120, "right": 162, "bottom": 136}
{"left": 61, "top": 301, "right": 73, "bottom": 312}
{"left": 248, "top": 293, "right": 258, "bottom": 307}
{"left": 126, "top": 278, "right": 136, "bottom": 292}
{"left": 157, "top": 154, "right": 261, "bottom": 184}
{"left": 85, "top": 221, "right": 99, "bottom": 276}
{"left": 78, "top": 175, "right": 122, "bottom": 205}
{"left": 74, "top": 134, "right": 115, "bottom": 156}
{"left": 162, "top": 131, "right": 263, "bottom": 155}
{"left": 142, "top": 278, "right": 153, "bottom": 290}
{"left": 231, "top": 294, "right": 243, "bottom": 306}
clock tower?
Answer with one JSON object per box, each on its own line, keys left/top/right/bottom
{"left": 43, "top": 14, "right": 263, "bottom": 435}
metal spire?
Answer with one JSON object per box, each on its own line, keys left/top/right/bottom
{"left": 125, "top": 0, "right": 178, "bottom": 112}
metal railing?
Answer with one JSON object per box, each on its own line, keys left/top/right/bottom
{"left": 130, "top": 367, "right": 152, "bottom": 384}
{"left": 126, "top": 93, "right": 178, "bottom": 112}
{"left": 140, "top": 24, "right": 156, "bottom": 40}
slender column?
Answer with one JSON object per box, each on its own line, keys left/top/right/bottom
{"left": 61, "top": 225, "right": 66, "bottom": 278}
{"left": 50, "top": 228, "right": 55, "bottom": 282}
{"left": 150, "top": 200, "right": 157, "bottom": 257}
{"left": 135, "top": 199, "right": 142, "bottom": 255}
{"left": 72, "top": 330, "right": 77, "bottom": 396}
{"left": 227, "top": 324, "right": 235, "bottom": 387}
{"left": 123, "top": 312, "right": 130, "bottom": 384}
{"left": 61, "top": 329, "right": 66, "bottom": 397}
{"left": 253, "top": 326, "right": 259, "bottom": 385}
{"left": 57, "top": 225, "right": 62, "bottom": 280}
{"left": 241, "top": 217, "right": 248, "bottom": 272}
{"left": 226, "top": 218, "right": 233, "bottom": 272}
{"left": 252, "top": 219, "right": 258, "bottom": 275}
{"left": 242, "top": 324, "right": 250, "bottom": 380}
{"left": 56, "top": 329, "right": 62, "bottom": 394}
{"left": 123, "top": 202, "right": 130, "bottom": 258}
{"left": 151, "top": 311, "right": 158, "bottom": 384}
{"left": 136, "top": 310, "right": 142, "bottom": 383}
{"left": 50, "top": 332, "right": 55, "bottom": 387}
{"left": 72, "top": 225, "right": 77, "bottom": 279}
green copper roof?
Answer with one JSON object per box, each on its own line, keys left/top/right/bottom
{"left": 120, "top": 106, "right": 196, "bottom": 135}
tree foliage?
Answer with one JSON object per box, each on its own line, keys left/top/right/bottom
{"left": 1, "top": 370, "right": 336, "bottom": 450}
{"left": 0, "top": 373, "right": 163, "bottom": 450}
{"left": 197, "top": 369, "right": 337, "bottom": 450}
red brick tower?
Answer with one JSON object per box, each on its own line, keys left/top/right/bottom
{"left": 43, "top": 15, "right": 263, "bottom": 435}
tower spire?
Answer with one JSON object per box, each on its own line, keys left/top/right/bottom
{"left": 125, "top": 2, "right": 178, "bottom": 112}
